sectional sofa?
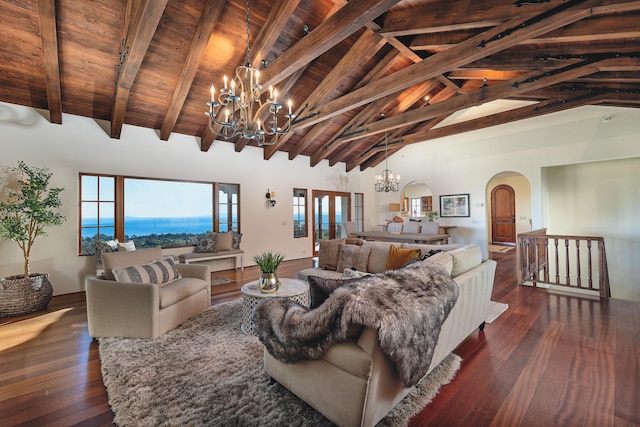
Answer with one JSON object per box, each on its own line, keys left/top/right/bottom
{"left": 262, "top": 239, "right": 497, "bottom": 427}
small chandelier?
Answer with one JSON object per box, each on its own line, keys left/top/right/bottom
{"left": 205, "top": 0, "right": 295, "bottom": 146}
{"left": 374, "top": 132, "right": 400, "bottom": 192}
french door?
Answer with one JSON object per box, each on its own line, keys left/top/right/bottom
{"left": 312, "top": 190, "right": 351, "bottom": 255}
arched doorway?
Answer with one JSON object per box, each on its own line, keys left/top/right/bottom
{"left": 491, "top": 185, "right": 515, "bottom": 243}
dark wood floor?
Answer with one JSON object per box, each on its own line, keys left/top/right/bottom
{"left": 1, "top": 250, "right": 638, "bottom": 426}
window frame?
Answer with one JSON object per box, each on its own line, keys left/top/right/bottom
{"left": 293, "top": 188, "right": 308, "bottom": 238}
{"left": 78, "top": 173, "right": 240, "bottom": 255}
{"left": 354, "top": 192, "right": 364, "bottom": 232}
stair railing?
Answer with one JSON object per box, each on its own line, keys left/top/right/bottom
{"left": 517, "top": 228, "right": 611, "bottom": 298}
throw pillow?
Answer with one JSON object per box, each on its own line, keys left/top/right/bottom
{"left": 231, "top": 231, "right": 242, "bottom": 250}
{"left": 216, "top": 232, "right": 233, "bottom": 251}
{"left": 318, "top": 239, "right": 344, "bottom": 271}
{"left": 117, "top": 240, "right": 136, "bottom": 252}
{"left": 94, "top": 239, "right": 119, "bottom": 265}
{"left": 425, "top": 251, "right": 454, "bottom": 276}
{"left": 385, "top": 245, "right": 421, "bottom": 271}
{"left": 197, "top": 233, "right": 217, "bottom": 253}
{"left": 112, "top": 257, "right": 182, "bottom": 285}
{"left": 337, "top": 243, "right": 370, "bottom": 273}
{"left": 307, "top": 275, "right": 360, "bottom": 308}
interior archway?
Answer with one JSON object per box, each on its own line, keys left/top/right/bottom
{"left": 485, "top": 172, "right": 532, "bottom": 246}
{"left": 399, "top": 181, "right": 432, "bottom": 217}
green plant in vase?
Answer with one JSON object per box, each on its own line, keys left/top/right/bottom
{"left": 0, "top": 161, "right": 66, "bottom": 317}
{"left": 253, "top": 251, "right": 285, "bottom": 293}
{"left": 424, "top": 211, "right": 439, "bottom": 222}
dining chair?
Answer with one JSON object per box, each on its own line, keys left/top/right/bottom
{"left": 420, "top": 222, "right": 440, "bottom": 234}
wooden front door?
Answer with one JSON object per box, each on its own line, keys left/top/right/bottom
{"left": 491, "top": 184, "right": 515, "bottom": 243}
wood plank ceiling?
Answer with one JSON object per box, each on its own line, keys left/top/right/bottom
{"left": 1, "top": 0, "right": 639, "bottom": 171}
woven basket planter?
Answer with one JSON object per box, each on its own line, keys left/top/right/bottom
{"left": 0, "top": 273, "right": 53, "bottom": 317}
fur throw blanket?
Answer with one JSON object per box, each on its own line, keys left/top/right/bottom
{"left": 251, "top": 260, "right": 459, "bottom": 387}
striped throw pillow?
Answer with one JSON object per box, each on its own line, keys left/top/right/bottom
{"left": 112, "top": 258, "right": 182, "bottom": 285}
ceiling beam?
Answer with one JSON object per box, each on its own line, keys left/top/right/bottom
{"left": 250, "top": 0, "right": 302, "bottom": 69}
{"left": 314, "top": 79, "right": 440, "bottom": 166}
{"left": 399, "top": 90, "right": 640, "bottom": 146}
{"left": 411, "top": 13, "right": 640, "bottom": 52}
{"left": 287, "top": 51, "right": 402, "bottom": 165}
{"left": 37, "top": 0, "right": 62, "bottom": 124}
{"left": 160, "top": 0, "right": 226, "bottom": 141}
{"left": 257, "top": 0, "right": 401, "bottom": 91}
{"left": 264, "top": 28, "right": 386, "bottom": 160}
{"left": 341, "top": 86, "right": 460, "bottom": 169}
{"left": 291, "top": 0, "right": 640, "bottom": 134}
{"left": 111, "top": 0, "right": 168, "bottom": 139}
{"left": 381, "top": 0, "right": 534, "bottom": 37}
{"left": 337, "top": 55, "right": 640, "bottom": 143}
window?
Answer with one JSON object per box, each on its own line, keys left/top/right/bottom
{"left": 354, "top": 193, "right": 364, "bottom": 232}
{"left": 80, "top": 175, "right": 116, "bottom": 255}
{"left": 218, "top": 183, "right": 239, "bottom": 232}
{"left": 79, "top": 174, "right": 240, "bottom": 254}
{"left": 411, "top": 198, "right": 421, "bottom": 217}
{"left": 293, "top": 188, "right": 307, "bottom": 238}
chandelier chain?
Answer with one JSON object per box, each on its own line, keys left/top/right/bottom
{"left": 245, "top": 0, "right": 251, "bottom": 65}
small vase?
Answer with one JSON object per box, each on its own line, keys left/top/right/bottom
{"left": 258, "top": 272, "right": 280, "bottom": 293}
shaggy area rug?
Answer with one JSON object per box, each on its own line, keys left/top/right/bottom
{"left": 99, "top": 299, "right": 461, "bottom": 427}
{"left": 210, "top": 276, "right": 233, "bottom": 286}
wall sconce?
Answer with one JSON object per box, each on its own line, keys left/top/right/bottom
{"left": 266, "top": 189, "right": 276, "bottom": 207}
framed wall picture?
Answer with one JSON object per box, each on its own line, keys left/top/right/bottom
{"left": 440, "top": 194, "right": 470, "bottom": 217}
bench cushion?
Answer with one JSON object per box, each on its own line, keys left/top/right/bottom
{"left": 179, "top": 249, "right": 243, "bottom": 263}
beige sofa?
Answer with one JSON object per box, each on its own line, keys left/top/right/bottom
{"left": 265, "top": 240, "right": 497, "bottom": 427}
{"left": 86, "top": 247, "right": 211, "bottom": 339}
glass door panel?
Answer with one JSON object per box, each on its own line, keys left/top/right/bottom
{"left": 312, "top": 190, "right": 351, "bottom": 255}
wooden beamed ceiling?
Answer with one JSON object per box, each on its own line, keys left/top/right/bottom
{"left": 1, "top": 0, "right": 639, "bottom": 170}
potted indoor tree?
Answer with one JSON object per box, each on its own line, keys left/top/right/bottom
{"left": 252, "top": 251, "right": 285, "bottom": 293}
{"left": 0, "top": 161, "right": 65, "bottom": 317}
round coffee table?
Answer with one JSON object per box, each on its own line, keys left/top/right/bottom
{"left": 241, "top": 278, "right": 310, "bottom": 336}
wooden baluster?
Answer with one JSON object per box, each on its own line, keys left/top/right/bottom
{"left": 565, "top": 239, "right": 571, "bottom": 285}
{"left": 587, "top": 239, "right": 593, "bottom": 290}
{"left": 598, "top": 239, "right": 611, "bottom": 298}
{"left": 554, "top": 238, "right": 560, "bottom": 284}
{"left": 575, "top": 239, "right": 581, "bottom": 288}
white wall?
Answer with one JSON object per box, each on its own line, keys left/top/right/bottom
{"left": 2, "top": 101, "right": 640, "bottom": 300}
{"left": 542, "top": 158, "right": 640, "bottom": 301}
{"left": 0, "top": 102, "right": 374, "bottom": 295}
{"left": 381, "top": 105, "right": 640, "bottom": 300}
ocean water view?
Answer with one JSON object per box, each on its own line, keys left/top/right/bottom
{"left": 83, "top": 213, "right": 340, "bottom": 240}
{"left": 82, "top": 216, "right": 217, "bottom": 238}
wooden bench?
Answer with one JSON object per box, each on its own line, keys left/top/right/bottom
{"left": 179, "top": 250, "right": 244, "bottom": 270}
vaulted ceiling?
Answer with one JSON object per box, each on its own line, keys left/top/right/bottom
{"left": 1, "top": 0, "right": 639, "bottom": 171}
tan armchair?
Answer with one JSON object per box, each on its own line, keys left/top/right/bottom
{"left": 85, "top": 247, "right": 211, "bottom": 339}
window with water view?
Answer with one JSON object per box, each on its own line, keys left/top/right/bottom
{"left": 79, "top": 174, "right": 239, "bottom": 254}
